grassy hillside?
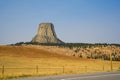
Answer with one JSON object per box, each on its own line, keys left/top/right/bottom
{"left": 13, "top": 42, "right": 120, "bottom": 61}
{"left": 0, "top": 45, "right": 120, "bottom": 79}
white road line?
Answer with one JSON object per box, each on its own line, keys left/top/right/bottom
{"left": 61, "top": 73, "right": 120, "bottom": 80}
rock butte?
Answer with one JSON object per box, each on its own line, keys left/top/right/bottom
{"left": 31, "top": 23, "right": 64, "bottom": 43}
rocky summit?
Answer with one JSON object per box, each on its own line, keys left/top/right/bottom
{"left": 31, "top": 23, "right": 64, "bottom": 43}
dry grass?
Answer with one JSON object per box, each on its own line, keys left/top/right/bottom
{"left": 0, "top": 45, "right": 120, "bottom": 79}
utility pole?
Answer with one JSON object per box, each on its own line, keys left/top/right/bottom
{"left": 110, "top": 53, "right": 113, "bottom": 71}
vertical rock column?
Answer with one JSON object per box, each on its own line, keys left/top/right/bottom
{"left": 32, "top": 23, "right": 63, "bottom": 43}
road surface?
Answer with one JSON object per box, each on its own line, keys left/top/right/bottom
{"left": 12, "top": 71, "right": 120, "bottom": 80}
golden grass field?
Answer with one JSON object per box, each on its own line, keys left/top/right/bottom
{"left": 0, "top": 45, "right": 120, "bottom": 79}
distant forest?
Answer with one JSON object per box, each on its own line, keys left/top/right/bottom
{"left": 12, "top": 42, "right": 120, "bottom": 48}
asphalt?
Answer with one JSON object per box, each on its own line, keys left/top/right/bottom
{"left": 12, "top": 71, "right": 120, "bottom": 80}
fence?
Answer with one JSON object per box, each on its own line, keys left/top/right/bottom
{"left": 0, "top": 65, "right": 120, "bottom": 79}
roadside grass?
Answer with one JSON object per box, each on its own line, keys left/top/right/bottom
{"left": 0, "top": 46, "right": 120, "bottom": 79}
{"left": 118, "top": 67, "right": 120, "bottom": 71}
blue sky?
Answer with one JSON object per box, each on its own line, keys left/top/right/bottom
{"left": 0, "top": 0, "right": 120, "bottom": 44}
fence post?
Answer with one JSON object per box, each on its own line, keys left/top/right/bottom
{"left": 2, "top": 65, "right": 4, "bottom": 78}
{"left": 103, "top": 65, "right": 104, "bottom": 71}
{"left": 36, "top": 65, "right": 38, "bottom": 74}
{"left": 63, "top": 66, "right": 64, "bottom": 74}
{"left": 110, "top": 53, "right": 113, "bottom": 71}
{"left": 85, "top": 66, "right": 87, "bottom": 73}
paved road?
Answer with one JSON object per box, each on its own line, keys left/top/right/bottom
{"left": 13, "top": 71, "right": 120, "bottom": 80}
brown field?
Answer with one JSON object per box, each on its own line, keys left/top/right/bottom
{"left": 0, "top": 45, "right": 120, "bottom": 79}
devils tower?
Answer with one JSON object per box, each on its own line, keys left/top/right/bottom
{"left": 31, "top": 23, "right": 63, "bottom": 43}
